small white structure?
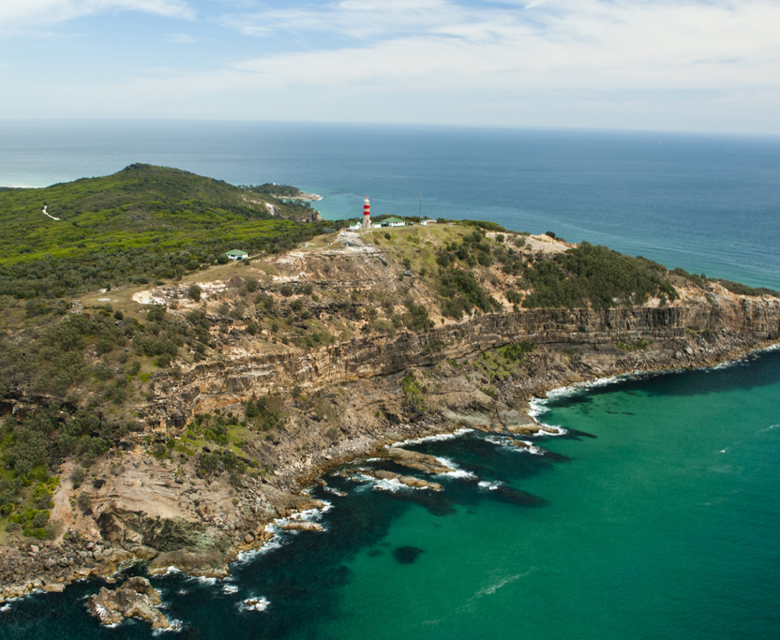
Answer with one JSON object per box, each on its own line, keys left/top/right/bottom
{"left": 224, "top": 250, "right": 249, "bottom": 261}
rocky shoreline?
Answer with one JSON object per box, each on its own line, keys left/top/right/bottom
{"left": 2, "top": 332, "right": 777, "bottom": 608}
{"left": 2, "top": 244, "right": 780, "bottom": 609}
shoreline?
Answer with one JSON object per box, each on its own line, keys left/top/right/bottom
{"left": 2, "top": 274, "right": 780, "bottom": 603}
{"left": 1, "top": 335, "right": 779, "bottom": 605}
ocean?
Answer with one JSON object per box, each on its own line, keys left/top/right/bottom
{"left": 0, "top": 121, "right": 779, "bottom": 639}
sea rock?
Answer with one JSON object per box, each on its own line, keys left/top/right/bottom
{"left": 280, "top": 521, "right": 323, "bottom": 532}
{"left": 370, "top": 469, "right": 442, "bottom": 491}
{"left": 260, "top": 485, "right": 325, "bottom": 518}
{"left": 147, "top": 547, "right": 231, "bottom": 578}
{"left": 504, "top": 424, "right": 555, "bottom": 436}
{"left": 382, "top": 448, "right": 454, "bottom": 475}
{"left": 87, "top": 576, "right": 170, "bottom": 630}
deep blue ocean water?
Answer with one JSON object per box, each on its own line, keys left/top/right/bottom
{"left": 0, "top": 121, "right": 779, "bottom": 639}
{"left": 1, "top": 121, "right": 779, "bottom": 289}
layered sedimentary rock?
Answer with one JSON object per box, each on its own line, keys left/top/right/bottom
{"left": 141, "top": 284, "right": 780, "bottom": 429}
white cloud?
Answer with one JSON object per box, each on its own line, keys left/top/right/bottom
{"left": 210, "top": 0, "right": 780, "bottom": 96}
{"left": 220, "top": 0, "right": 462, "bottom": 39}
{"left": 167, "top": 32, "right": 195, "bottom": 43}
{"left": 4, "top": 0, "right": 780, "bottom": 132}
{"left": 0, "top": 0, "right": 194, "bottom": 30}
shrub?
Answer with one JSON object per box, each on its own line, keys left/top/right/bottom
{"left": 187, "top": 284, "right": 202, "bottom": 302}
{"left": 155, "top": 353, "right": 172, "bottom": 368}
{"left": 147, "top": 305, "right": 166, "bottom": 322}
{"left": 77, "top": 492, "right": 91, "bottom": 511}
{"left": 70, "top": 467, "right": 86, "bottom": 488}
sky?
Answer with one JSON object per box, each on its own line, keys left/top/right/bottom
{"left": 1, "top": 0, "right": 780, "bottom": 134}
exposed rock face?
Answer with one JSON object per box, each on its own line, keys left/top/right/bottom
{"left": 3, "top": 280, "right": 779, "bottom": 597}
{"left": 142, "top": 288, "right": 780, "bottom": 427}
{"left": 261, "top": 485, "right": 326, "bottom": 518}
{"left": 382, "top": 447, "right": 455, "bottom": 475}
{"left": 87, "top": 577, "right": 170, "bottom": 629}
{"left": 370, "top": 469, "right": 443, "bottom": 491}
{"left": 147, "top": 548, "right": 230, "bottom": 578}
{"left": 280, "top": 521, "right": 324, "bottom": 532}
{"left": 97, "top": 505, "right": 216, "bottom": 556}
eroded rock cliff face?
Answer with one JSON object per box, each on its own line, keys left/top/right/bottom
{"left": 141, "top": 283, "right": 780, "bottom": 431}
{"left": 2, "top": 228, "right": 779, "bottom": 600}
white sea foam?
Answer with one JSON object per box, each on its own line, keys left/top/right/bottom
{"left": 1, "top": 603, "right": 11, "bottom": 613}
{"left": 191, "top": 576, "right": 217, "bottom": 585}
{"left": 484, "top": 435, "right": 544, "bottom": 456}
{"left": 528, "top": 377, "right": 629, "bottom": 435}
{"left": 391, "top": 427, "right": 473, "bottom": 447}
{"left": 153, "top": 618, "right": 184, "bottom": 634}
{"left": 478, "top": 480, "right": 501, "bottom": 491}
{"left": 473, "top": 569, "right": 536, "bottom": 598}
{"left": 238, "top": 596, "right": 270, "bottom": 613}
{"left": 266, "top": 500, "right": 333, "bottom": 536}
{"left": 759, "top": 423, "right": 780, "bottom": 433}
{"left": 234, "top": 536, "right": 284, "bottom": 564}
{"left": 433, "top": 456, "right": 477, "bottom": 480}
{"left": 222, "top": 584, "right": 239, "bottom": 595}
{"left": 323, "top": 486, "right": 348, "bottom": 497}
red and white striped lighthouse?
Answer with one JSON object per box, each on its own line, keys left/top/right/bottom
{"left": 362, "top": 196, "right": 371, "bottom": 229}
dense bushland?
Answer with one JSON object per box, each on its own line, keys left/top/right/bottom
{"left": 523, "top": 242, "right": 678, "bottom": 309}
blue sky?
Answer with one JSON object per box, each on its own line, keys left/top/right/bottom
{"left": 1, "top": 0, "right": 779, "bottom": 134}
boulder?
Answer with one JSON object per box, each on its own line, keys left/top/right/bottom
{"left": 280, "top": 521, "right": 323, "bottom": 532}
{"left": 382, "top": 448, "right": 454, "bottom": 475}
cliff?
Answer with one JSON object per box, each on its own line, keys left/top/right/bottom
{"left": 1, "top": 225, "right": 779, "bottom": 602}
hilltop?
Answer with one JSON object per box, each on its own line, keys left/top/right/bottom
{"left": 0, "top": 164, "right": 336, "bottom": 298}
{"left": 0, "top": 167, "right": 779, "bottom": 600}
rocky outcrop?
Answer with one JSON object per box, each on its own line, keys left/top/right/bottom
{"left": 147, "top": 547, "right": 231, "bottom": 578}
{"left": 370, "top": 470, "right": 443, "bottom": 491}
{"left": 2, "top": 282, "right": 779, "bottom": 599}
{"left": 281, "top": 521, "right": 324, "bottom": 532}
{"left": 97, "top": 505, "right": 216, "bottom": 556}
{"left": 381, "top": 447, "right": 455, "bottom": 475}
{"left": 87, "top": 576, "right": 170, "bottom": 629}
{"left": 0, "top": 535, "right": 121, "bottom": 603}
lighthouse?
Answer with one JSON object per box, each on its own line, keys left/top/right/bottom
{"left": 362, "top": 196, "right": 371, "bottom": 230}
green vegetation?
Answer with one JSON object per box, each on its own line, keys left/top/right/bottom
{"left": 439, "top": 268, "right": 499, "bottom": 318}
{"left": 471, "top": 342, "right": 537, "bottom": 382}
{"left": 401, "top": 371, "right": 428, "bottom": 418}
{"left": 523, "top": 242, "right": 678, "bottom": 309}
{"left": 714, "top": 279, "right": 779, "bottom": 297}
{"left": 614, "top": 338, "right": 652, "bottom": 351}
{"left": 242, "top": 183, "right": 301, "bottom": 198}
{"left": 0, "top": 164, "right": 345, "bottom": 299}
{"left": 0, "top": 403, "right": 132, "bottom": 538}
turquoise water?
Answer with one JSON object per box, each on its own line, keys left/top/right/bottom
{"left": 0, "top": 122, "right": 779, "bottom": 638}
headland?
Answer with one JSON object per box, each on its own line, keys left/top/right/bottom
{"left": 0, "top": 165, "right": 778, "bottom": 604}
